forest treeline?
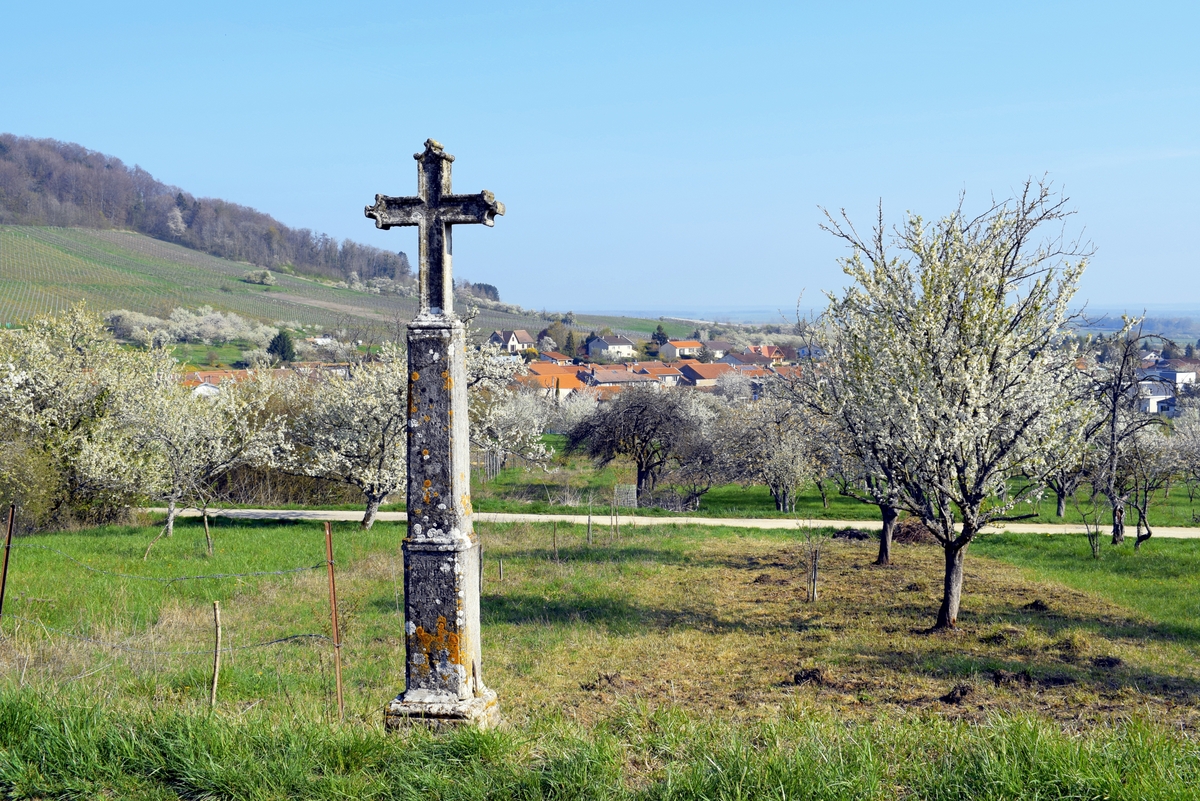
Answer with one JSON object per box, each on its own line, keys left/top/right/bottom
{"left": 0, "top": 134, "right": 412, "bottom": 283}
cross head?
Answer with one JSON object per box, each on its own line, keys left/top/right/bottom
{"left": 365, "top": 139, "right": 505, "bottom": 316}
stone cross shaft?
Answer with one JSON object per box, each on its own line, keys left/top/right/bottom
{"left": 366, "top": 139, "right": 505, "bottom": 317}
{"left": 365, "top": 139, "right": 503, "bottom": 729}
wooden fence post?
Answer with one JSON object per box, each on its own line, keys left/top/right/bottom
{"left": 0, "top": 504, "right": 15, "bottom": 626}
{"left": 587, "top": 512, "right": 592, "bottom": 546}
{"left": 210, "top": 601, "right": 221, "bottom": 709}
{"left": 324, "top": 521, "right": 345, "bottom": 723}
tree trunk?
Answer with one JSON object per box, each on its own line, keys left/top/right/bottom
{"left": 876, "top": 504, "right": 897, "bottom": 566}
{"left": 636, "top": 464, "right": 653, "bottom": 507}
{"left": 934, "top": 537, "right": 970, "bottom": 630}
{"left": 203, "top": 510, "right": 213, "bottom": 557}
{"left": 361, "top": 495, "right": 383, "bottom": 530}
{"left": 1134, "top": 506, "right": 1152, "bottom": 551}
{"left": 815, "top": 479, "right": 829, "bottom": 509}
{"left": 1056, "top": 491, "right": 1067, "bottom": 518}
{"left": 166, "top": 499, "right": 177, "bottom": 538}
{"left": 1111, "top": 503, "right": 1125, "bottom": 545}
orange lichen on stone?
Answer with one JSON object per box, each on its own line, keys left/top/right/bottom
{"left": 409, "top": 616, "right": 461, "bottom": 676}
{"left": 411, "top": 371, "right": 420, "bottom": 381}
{"left": 443, "top": 370, "right": 453, "bottom": 390}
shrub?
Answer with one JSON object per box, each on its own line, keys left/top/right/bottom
{"left": 242, "top": 269, "right": 277, "bottom": 286}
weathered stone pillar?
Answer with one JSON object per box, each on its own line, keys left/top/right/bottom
{"left": 365, "top": 139, "right": 504, "bottom": 728}
{"left": 387, "top": 315, "right": 497, "bottom": 727}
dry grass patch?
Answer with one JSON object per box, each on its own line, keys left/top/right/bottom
{"left": 480, "top": 524, "right": 1200, "bottom": 730}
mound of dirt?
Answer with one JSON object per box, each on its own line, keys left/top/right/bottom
{"left": 892, "top": 518, "right": 937, "bottom": 544}
{"left": 792, "top": 667, "right": 829, "bottom": 686}
{"left": 940, "top": 683, "right": 974, "bottom": 704}
{"left": 1021, "top": 599, "right": 1050, "bottom": 612}
{"left": 580, "top": 672, "right": 629, "bottom": 691}
{"left": 752, "top": 573, "right": 789, "bottom": 586}
{"left": 832, "top": 528, "right": 872, "bottom": 541}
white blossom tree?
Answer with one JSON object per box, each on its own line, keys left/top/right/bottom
{"left": 466, "top": 333, "right": 551, "bottom": 467}
{"left": 0, "top": 304, "right": 153, "bottom": 525}
{"left": 270, "top": 342, "right": 408, "bottom": 529}
{"left": 823, "top": 182, "right": 1091, "bottom": 629}
{"left": 76, "top": 356, "right": 280, "bottom": 557}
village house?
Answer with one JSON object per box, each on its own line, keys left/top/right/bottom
{"left": 631, "top": 362, "right": 685, "bottom": 386}
{"left": 489, "top": 329, "right": 536, "bottom": 353}
{"left": 538, "top": 350, "right": 575, "bottom": 365}
{"left": 719, "top": 351, "right": 775, "bottom": 368}
{"left": 659, "top": 339, "right": 703, "bottom": 359}
{"left": 518, "top": 371, "right": 584, "bottom": 402}
{"left": 584, "top": 366, "right": 659, "bottom": 388}
{"left": 745, "top": 344, "right": 785, "bottom": 361}
{"left": 706, "top": 341, "right": 735, "bottom": 359}
{"left": 586, "top": 334, "right": 636, "bottom": 360}
{"left": 679, "top": 362, "right": 733, "bottom": 387}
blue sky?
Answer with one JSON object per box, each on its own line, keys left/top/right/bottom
{"left": 3, "top": 1, "right": 1197, "bottom": 317}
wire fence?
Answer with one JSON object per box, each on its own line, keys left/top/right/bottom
{"left": 0, "top": 507, "right": 349, "bottom": 717}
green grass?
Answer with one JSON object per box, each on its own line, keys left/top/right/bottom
{"left": 169, "top": 341, "right": 252, "bottom": 368}
{"left": 4, "top": 519, "right": 1200, "bottom": 798}
{"left": 974, "top": 532, "right": 1200, "bottom": 642}
{"left": 1, "top": 695, "right": 1197, "bottom": 799}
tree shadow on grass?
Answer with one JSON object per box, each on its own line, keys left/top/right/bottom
{"left": 489, "top": 545, "right": 697, "bottom": 567}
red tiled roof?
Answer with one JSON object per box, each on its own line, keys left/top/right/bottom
{"left": 680, "top": 363, "right": 733, "bottom": 381}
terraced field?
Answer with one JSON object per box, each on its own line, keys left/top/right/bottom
{"left": 0, "top": 226, "right": 653, "bottom": 337}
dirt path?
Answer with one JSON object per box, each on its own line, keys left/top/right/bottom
{"left": 156, "top": 508, "right": 1200, "bottom": 539}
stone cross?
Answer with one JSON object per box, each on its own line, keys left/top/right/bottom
{"left": 366, "top": 139, "right": 504, "bottom": 728}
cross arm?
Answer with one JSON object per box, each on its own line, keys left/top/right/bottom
{"left": 364, "top": 195, "right": 425, "bottom": 229}
{"left": 438, "top": 191, "right": 506, "bottom": 226}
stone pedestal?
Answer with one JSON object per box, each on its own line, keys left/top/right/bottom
{"left": 385, "top": 316, "right": 499, "bottom": 729}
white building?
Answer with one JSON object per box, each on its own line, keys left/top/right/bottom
{"left": 587, "top": 335, "right": 636, "bottom": 360}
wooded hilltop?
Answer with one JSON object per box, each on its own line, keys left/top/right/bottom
{"left": 0, "top": 134, "right": 410, "bottom": 284}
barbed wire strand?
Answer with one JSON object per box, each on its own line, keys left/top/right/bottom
{"left": 10, "top": 543, "right": 324, "bottom": 584}
{"left": 2, "top": 614, "right": 329, "bottom": 656}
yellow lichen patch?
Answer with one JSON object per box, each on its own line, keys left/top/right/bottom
{"left": 442, "top": 370, "right": 453, "bottom": 390}
{"left": 461, "top": 495, "right": 473, "bottom": 515}
{"left": 422, "top": 449, "right": 429, "bottom": 456}
{"left": 411, "top": 371, "right": 420, "bottom": 381}
{"left": 409, "top": 616, "right": 462, "bottom": 676}
{"left": 423, "top": 480, "right": 432, "bottom": 488}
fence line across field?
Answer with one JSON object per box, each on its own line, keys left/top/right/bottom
{"left": 1, "top": 613, "right": 330, "bottom": 656}
{"left": 0, "top": 504, "right": 346, "bottom": 715}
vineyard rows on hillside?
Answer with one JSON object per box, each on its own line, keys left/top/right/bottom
{"left": 0, "top": 226, "right": 648, "bottom": 339}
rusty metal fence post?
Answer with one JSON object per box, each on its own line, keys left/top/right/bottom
{"left": 0, "top": 504, "right": 14, "bottom": 627}
{"left": 324, "top": 521, "right": 345, "bottom": 722}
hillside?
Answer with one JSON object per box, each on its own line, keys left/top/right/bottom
{"left": 0, "top": 225, "right": 679, "bottom": 340}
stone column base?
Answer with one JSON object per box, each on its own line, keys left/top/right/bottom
{"left": 385, "top": 689, "right": 500, "bottom": 730}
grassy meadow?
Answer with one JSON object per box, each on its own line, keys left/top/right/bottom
{"left": 468, "top": 439, "right": 1200, "bottom": 526}
{"left": 1, "top": 517, "right": 1198, "bottom": 798}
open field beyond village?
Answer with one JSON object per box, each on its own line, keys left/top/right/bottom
{"left": 1, "top": 518, "right": 1199, "bottom": 798}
